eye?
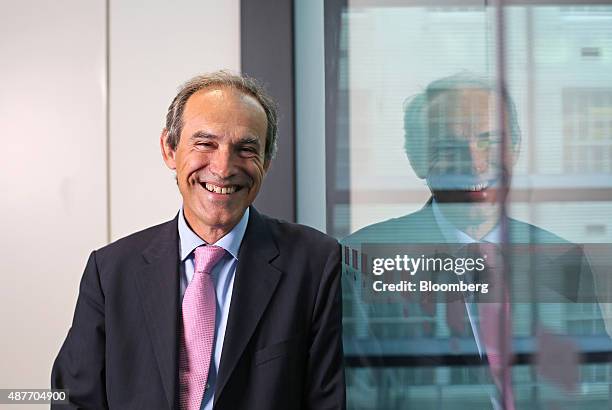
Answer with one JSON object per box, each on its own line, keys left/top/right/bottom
{"left": 475, "top": 139, "right": 490, "bottom": 150}
{"left": 239, "top": 146, "right": 259, "bottom": 157}
{"left": 195, "top": 141, "right": 215, "bottom": 149}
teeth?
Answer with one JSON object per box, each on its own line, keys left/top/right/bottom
{"left": 205, "top": 183, "right": 237, "bottom": 194}
{"left": 465, "top": 183, "right": 487, "bottom": 191}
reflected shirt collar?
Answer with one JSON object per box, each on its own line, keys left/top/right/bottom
{"left": 178, "top": 207, "right": 249, "bottom": 261}
{"left": 431, "top": 199, "right": 500, "bottom": 244}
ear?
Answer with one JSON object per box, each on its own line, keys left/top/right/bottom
{"left": 160, "top": 129, "right": 177, "bottom": 170}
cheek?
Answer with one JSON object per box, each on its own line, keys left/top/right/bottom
{"left": 246, "top": 157, "right": 266, "bottom": 180}
{"left": 254, "top": 163, "right": 267, "bottom": 185}
{"left": 178, "top": 156, "right": 206, "bottom": 181}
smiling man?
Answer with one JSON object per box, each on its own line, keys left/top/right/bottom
{"left": 51, "top": 71, "right": 345, "bottom": 410}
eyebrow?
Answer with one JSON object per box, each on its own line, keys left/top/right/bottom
{"left": 238, "top": 136, "right": 261, "bottom": 147}
{"left": 191, "top": 131, "right": 262, "bottom": 148}
{"left": 191, "top": 131, "right": 218, "bottom": 140}
{"left": 476, "top": 130, "right": 501, "bottom": 139}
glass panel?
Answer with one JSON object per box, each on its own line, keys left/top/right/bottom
{"left": 322, "top": 1, "right": 612, "bottom": 408}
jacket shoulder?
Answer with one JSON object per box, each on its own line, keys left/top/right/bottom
{"left": 94, "top": 218, "right": 177, "bottom": 261}
{"left": 341, "top": 206, "right": 438, "bottom": 246}
{"left": 509, "top": 218, "right": 572, "bottom": 244}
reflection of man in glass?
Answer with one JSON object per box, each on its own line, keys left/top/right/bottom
{"left": 346, "top": 73, "right": 596, "bottom": 270}
{"left": 341, "top": 73, "right": 608, "bottom": 409}
{"left": 403, "top": 74, "right": 519, "bottom": 239}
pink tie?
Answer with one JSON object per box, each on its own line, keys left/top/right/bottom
{"left": 179, "top": 245, "right": 226, "bottom": 410}
{"left": 478, "top": 243, "right": 515, "bottom": 410}
{"left": 480, "top": 294, "right": 514, "bottom": 409}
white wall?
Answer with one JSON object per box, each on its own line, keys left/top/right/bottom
{"left": 0, "top": 0, "right": 108, "bottom": 395}
{"left": 0, "top": 0, "right": 240, "bottom": 397}
{"left": 109, "top": 0, "right": 240, "bottom": 240}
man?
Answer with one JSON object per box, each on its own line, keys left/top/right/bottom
{"left": 341, "top": 74, "right": 608, "bottom": 409}
{"left": 52, "top": 71, "right": 345, "bottom": 409}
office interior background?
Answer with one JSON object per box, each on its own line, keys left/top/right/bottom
{"left": 1, "top": 0, "right": 611, "bottom": 408}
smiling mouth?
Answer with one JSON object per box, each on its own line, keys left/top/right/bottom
{"left": 465, "top": 182, "right": 489, "bottom": 192}
{"left": 427, "top": 175, "right": 499, "bottom": 193}
{"left": 202, "top": 182, "right": 243, "bottom": 195}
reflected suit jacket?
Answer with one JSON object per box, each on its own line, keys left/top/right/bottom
{"left": 340, "top": 199, "right": 607, "bottom": 376}
{"left": 51, "top": 207, "right": 345, "bottom": 410}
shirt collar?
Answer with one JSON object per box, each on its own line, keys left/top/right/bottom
{"left": 431, "top": 199, "right": 500, "bottom": 244}
{"left": 178, "top": 207, "right": 249, "bottom": 261}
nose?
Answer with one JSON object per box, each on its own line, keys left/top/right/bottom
{"left": 468, "top": 139, "right": 489, "bottom": 174}
{"left": 208, "top": 146, "right": 236, "bottom": 179}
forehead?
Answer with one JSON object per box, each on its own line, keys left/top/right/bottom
{"left": 428, "top": 88, "right": 494, "bottom": 120}
{"left": 181, "top": 86, "right": 267, "bottom": 137}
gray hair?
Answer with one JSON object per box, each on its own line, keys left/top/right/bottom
{"left": 164, "top": 70, "right": 278, "bottom": 162}
{"left": 403, "top": 72, "right": 521, "bottom": 178}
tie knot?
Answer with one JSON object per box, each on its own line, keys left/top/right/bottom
{"left": 194, "top": 245, "right": 226, "bottom": 275}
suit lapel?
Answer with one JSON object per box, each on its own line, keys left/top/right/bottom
{"left": 134, "top": 217, "right": 180, "bottom": 410}
{"left": 215, "top": 207, "right": 281, "bottom": 401}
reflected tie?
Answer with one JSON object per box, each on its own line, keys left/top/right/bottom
{"left": 476, "top": 243, "right": 515, "bottom": 410}
{"left": 179, "top": 245, "right": 226, "bottom": 410}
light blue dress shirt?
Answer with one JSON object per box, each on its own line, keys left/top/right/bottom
{"left": 178, "top": 207, "right": 249, "bottom": 410}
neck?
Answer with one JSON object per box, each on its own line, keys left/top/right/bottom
{"left": 183, "top": 210, "right": 241, "bottom": 245}
{"left": 436, "top": 201, "right": 500, "bottom": 240}
{"left": 194, "top": 227, "right": 231, "bottom": 245}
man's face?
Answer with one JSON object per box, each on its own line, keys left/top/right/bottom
{"left": 425, "top": 89, "right": 509, "bottom": 203}
{"left": 161, "top": 87, "right": 269, "bottom": 238}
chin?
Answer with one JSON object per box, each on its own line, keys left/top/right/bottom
{"left": 204, "top": 210, "right": 238, "bottom": 226}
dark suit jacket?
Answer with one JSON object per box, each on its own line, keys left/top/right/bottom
{"left": 51, "top": 207, "right": 345, "bottom": 410}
